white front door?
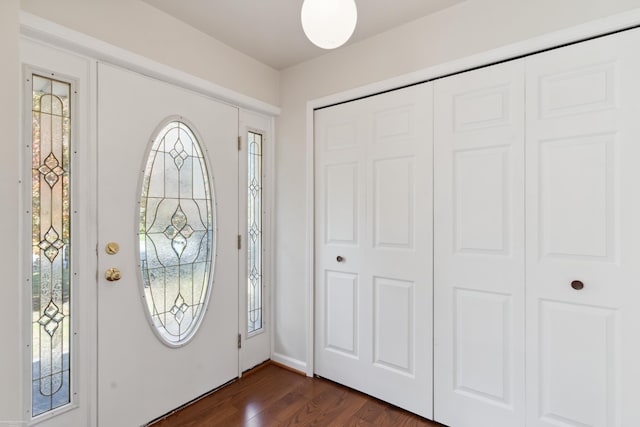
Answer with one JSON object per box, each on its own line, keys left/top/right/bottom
{"left": 433, "top": 60, "right": 526, "bottom": 427}
{"left": 525, "top": 28, "right": 640, "bottom": 427}
{"left": 97, "top": 63, "right": 239, "bottom": 426}
{"left": 314, "top": 84, "right": 433, "bottom": 418}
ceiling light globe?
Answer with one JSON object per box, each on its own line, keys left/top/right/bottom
{"left": 301, "top": 0, "right": 358, "bottom": 50}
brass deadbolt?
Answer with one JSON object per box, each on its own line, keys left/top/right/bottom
{"left": 105, "top": 242, "right": 120, "bottom": 255}
{"left": 105, "top": 268, "right": 122, "bottom": 282}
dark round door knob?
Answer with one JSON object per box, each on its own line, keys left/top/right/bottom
{"left": 571, "top": 280, "right": 584, "bottom": 290}
{"left": 336, "top": 256, "right": 344, "bottom": 263}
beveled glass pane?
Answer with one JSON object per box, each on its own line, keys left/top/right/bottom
{"left": 140, "top": 121, "right": 214, "bottom": 346}
{"left": 162, "top": 153, "right": 181, "bottom": 199}
{"left": 247, "top": 131, "right": 263, "bottom": 334}
{"left": 52, "top": 81, "right": 71, "bottom": 117}
{"left": 31, "top": 74, "right": 72, "bottom": 417}
{"left": 192, "top": 159, "right": 206, "bottom": 199}
{"left": 32, "top": 75, "right": 50, "bottom": 112}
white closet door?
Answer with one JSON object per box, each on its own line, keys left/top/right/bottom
{"left": 434, "top": 60, "right": 525, "bottom": 427}
{"left": 314, "top": 84, "right": 433, "bottom": 418}
{"left": 525, "top": 29, "right": 640, "bottom": 427}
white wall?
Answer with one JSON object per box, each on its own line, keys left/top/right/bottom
{"left": 20, "top": 0, "right": 280, "bottom": 106}
{"left": 0, "top": 1, "right": 22, "bottom": 425}
{"left": 273, "top": 0, "right": 640, "bottom": 368}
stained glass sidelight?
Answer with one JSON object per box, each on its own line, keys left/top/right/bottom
{"left": 247, "top": 132, "right": 263, "bottom": 334}
{"left": 139, "top": 121, "right": 214, "bottom": 346}
{"left": 31, "top": 74, "right": 72, "bottom": 416}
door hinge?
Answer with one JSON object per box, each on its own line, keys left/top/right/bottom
{"left": 238, "top": 136, "right": 241, "bottom": 151}
{"left": 237, "top": 333, "right": 242, "bottom": 349}
{"left": 238, "top": 234, "right": 242, "bottom": 250}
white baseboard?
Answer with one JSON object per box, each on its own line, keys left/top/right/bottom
{"left": 271, "top": 352, "right": 308, "bottom": 376}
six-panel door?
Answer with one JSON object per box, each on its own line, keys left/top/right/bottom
{"left": 434, "top": 59, "right": 526, "bottom": 427}
{"left": 525, "top": 29, "right": 640, "bottom": 427}
{"left": 314, "top": 84, "right": 434, "bottom": 418}
{"left": 317, "top": 27, "right": 640, "bottom": 427}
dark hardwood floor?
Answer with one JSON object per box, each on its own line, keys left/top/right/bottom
{"left": 150, "top": 363, "right": 444, "bottom": 426}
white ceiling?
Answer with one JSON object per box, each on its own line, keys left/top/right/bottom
{"left": 142, "top": 0, "right": 465, "bottom": 70}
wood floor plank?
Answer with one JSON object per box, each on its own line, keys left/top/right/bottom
{"left": 255, "top": 391, "right": 309, "bottom": 423}
{"left": 150, "top": 364, "right": 445, "bottom": 427}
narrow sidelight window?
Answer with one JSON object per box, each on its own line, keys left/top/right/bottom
{"left": 247, "top": 131, "right": 263, "bottom": 334}
{"left": 31, "top": 74, "right": 72, "bottom": 416}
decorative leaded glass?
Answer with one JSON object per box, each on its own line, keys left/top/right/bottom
{"left": 31, "top": 74, "right": 72, "bottom": 416}
{"left": 139, "top": 121, "right": 214, "bottom": 346}
{"left": 247, "top": 131, "right": 263, "bottom": 334}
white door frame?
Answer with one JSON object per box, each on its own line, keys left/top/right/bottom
{"left": 304, "top": 9, "right": 640, "bottom": 376}
{"left": 18, "top": 12, "right": 279, "bottom": 426}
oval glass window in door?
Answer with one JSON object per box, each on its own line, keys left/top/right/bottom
{"left": 138, "top": 119, "right": 215, "bottom": 346}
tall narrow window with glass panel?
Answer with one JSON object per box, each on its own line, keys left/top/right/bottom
{"left": 30, "top": 74, "right": 72, "bottom": 417}
{"left": 247, "top": 131, "right": 263, "bottom": 334}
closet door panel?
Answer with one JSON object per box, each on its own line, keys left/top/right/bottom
{"left": 315, "top": 84, "right": 434, "bottom": 418}
{"left": 526, "top": 28, "right": 640, "bottom": 427}
{"left": 317, "top": 101, "right": 365, "bottom": 370}
{"left": 434, "top": 60, "right": 525, "bottom": 427}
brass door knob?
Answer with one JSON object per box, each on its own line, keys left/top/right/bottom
{"left": 571, "top": 280, "right": 584, "bottom": 290}
{"left": 105, "top": 268, "right": 122, "bottom": 282}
